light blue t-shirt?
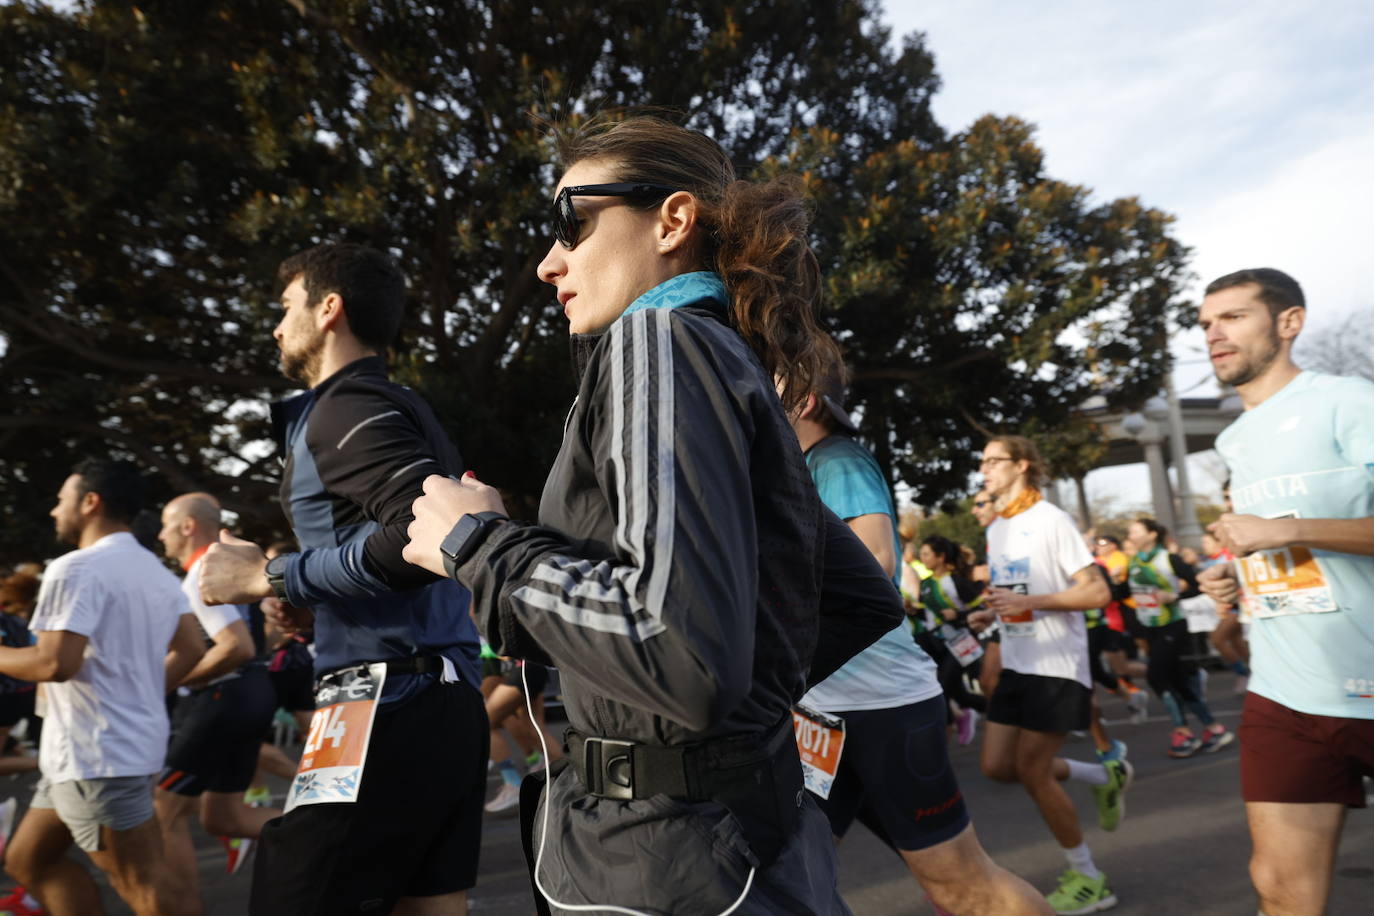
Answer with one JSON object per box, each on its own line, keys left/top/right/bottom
{"left": 1216, "top": 371, "right": 1374, "bottom": 719}
{"left": 799, "top": 435, "right": 942, "bottom": 713}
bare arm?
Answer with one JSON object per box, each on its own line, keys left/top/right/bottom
{"left": 1211, "top": 513, "right": 1374, "bottom": 558}
{"left": 0, "top": 630, "right": 88, "bottom": 682}
{"left": 164, "top": 613, "right": 207, "bottom": 693}
{"left": 846, "top": 512, "right": 897, "bottom": 578}
{"left": 176, "top": 619, "right": 254, "bottom": 688}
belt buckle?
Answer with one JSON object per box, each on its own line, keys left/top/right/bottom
{"left": 586, "top": 738, "right": 636, "bottom": 800}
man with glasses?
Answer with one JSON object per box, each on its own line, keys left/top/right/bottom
{"left": 969, "top": 437, "right": 1131, "bottom": 915}
{"left": 1197, "top": 268, "right": 1374, "bottom": 916}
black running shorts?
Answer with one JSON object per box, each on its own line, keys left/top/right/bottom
{"left": 811, "top": 695, "right": 970, "bottom": 852}
{"left": 160, "top": 668, "right": 276, "bottom": 796}
{"left": 249, "top": 679, "right": 489, "bottom": 914}
{"left": 986, "top": 669, "right": 1092, "bottom": 733}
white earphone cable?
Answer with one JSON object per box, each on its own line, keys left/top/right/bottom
{"left": 521, "top": 663, "right": 756, "bottom": 915}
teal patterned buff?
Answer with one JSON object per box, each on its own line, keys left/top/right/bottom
{"left": 622, "top": 271, "right": 727, "bottom": 316}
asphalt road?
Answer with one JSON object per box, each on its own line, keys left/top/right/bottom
{"left": 9, "top": 671, "right": 1371, "bottom": 914}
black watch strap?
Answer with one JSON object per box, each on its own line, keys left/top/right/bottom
{"left": 264, "top": 553, "right": 290, "bottom": 601}
{"left": 440, "top": 511, "right": 507, "bottom": 579}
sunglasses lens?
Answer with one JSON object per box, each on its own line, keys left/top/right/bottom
{"left": 553, "top": 194, "right": 578, "bottom": 249}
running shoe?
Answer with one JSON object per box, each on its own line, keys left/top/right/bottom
{"left": 1200, "top": 725, "right": 1235, "bottom": 754}
{"left": 0, "top": 886, "right": 45, "bottom": 915}
{"left": 1168, "top": 730, "right": 1201, "bottom": 758}
{"left": 1095, "top": 739, "right": 1128, "bottom": 765}
{"left": 1091, "top": 758, "right": 1133, "bottom": 831}
{"left": 223, "top": 836, "right": 255, "bottom": 876}
{"left": 243, "top": 785, "right": 272, "bottom": 807}
{"left": 484, "top": 782, "right": 521, "bottom": 814}
{"left": 956, "top": 708, "right": 979, "bottom": 746}
{"left": 1125, "top": 687, "right": 1148, "bottom": 723}
{"left": 0, "top": 889, "right": 45, "bottom": 916}
{"left": 1046, "top": 869, "right": 1117, "bottom": 914}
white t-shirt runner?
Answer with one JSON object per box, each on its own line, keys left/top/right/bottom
{"left": 986, "top": 500, "right": 1094, "bottom": 688}
{"left": 30, "top": 532, "right": 187, "bottom": 782}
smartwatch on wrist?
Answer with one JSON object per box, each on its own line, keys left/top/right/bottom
{"left": 264, "top": 553, "right": 290, "bottom": 601}
{"left": 440, "top": 511, "right": 507, "bottom": 579}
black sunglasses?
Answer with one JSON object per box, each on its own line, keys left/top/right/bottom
{"left": 551, "top": 183, "right": 681, "bottom": 250}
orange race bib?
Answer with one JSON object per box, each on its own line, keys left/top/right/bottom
{"left": 793, "top": 705, "right": 846, "bottom": 800}
{"left": 1236, "top": 546, "right": 1337, "bottom": 619}
{"left": 997, "top": 582, "right": 1036, "bottom": 637}
{"left": 284, "top": 663, "right": 387, "bottom": 812}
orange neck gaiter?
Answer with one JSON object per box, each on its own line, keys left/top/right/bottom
{"left": 999, "top": 487, "right": 1043, "bottom": 519}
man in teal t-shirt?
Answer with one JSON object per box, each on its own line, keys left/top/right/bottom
{"left": 1198, "top": 267, "right": 1374, "bottom": 916}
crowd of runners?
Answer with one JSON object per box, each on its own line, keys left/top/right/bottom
{"left": 0, "top": 115, "right": 1369, "bottom": 916}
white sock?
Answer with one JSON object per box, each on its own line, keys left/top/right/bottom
{"left": 1064, "top": 758, "right": 1110, "bottom": 786}
{"left": 1064, "top": 842, "right": 1101, "bottom": 879}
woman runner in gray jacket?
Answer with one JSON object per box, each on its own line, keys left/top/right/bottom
{"left": 405, "top": 115, "right": 903, "bottom": 915}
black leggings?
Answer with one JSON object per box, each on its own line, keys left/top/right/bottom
{"left": 1144, "top": 620, "right": 1199, "bottom": 702}
{"left": 917, "top": 632, "right": 986, "bottom": 713}
{"left": 1086, "top": 627, "right": 1121, "bottom": 692}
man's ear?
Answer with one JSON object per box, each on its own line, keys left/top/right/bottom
{"left": 315, "top": 291, "right": 347, "bottom": 333}
{"left": 1276, "top": 305, "right": 1304, "bottom": 343}
{"left": 79, "top": 490, "right": 102, "bottom": 518}
{"left": 800, "top": 392, "right": 823, "bottom": 422}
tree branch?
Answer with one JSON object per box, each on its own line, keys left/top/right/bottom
{"left": 282, "top": 0, "right": 420, "bottom": 126}
{"left": 853, "top": 349, "right": 998, "bottom": 385}
{"left": 0, "top": 303, "right": 291, "bottom": 392}
{"left": 0, "top": 415, "right": 281, "bottom": 522}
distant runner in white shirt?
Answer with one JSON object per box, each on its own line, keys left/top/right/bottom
{"left": 0, "top": 460, "right": 203, "bottom": 916}
{"left": 154, "top": 492, "right": 282, "bottom": 896}
{"left": 1196, "top": 267, "right": 1374, "bottom": 916}
{"left": 968, "top": 436, "right": 1130, "bottom": 916}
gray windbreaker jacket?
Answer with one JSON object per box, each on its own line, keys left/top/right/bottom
{"left": 452, "top": 273, "right": 901, "bottom": 913}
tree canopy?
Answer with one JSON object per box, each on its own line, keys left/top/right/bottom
{"left": 0, "top": 0, "right": 1192, "bottom": 562}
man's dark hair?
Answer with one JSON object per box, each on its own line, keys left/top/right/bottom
{"left": 276, "top": 243, "right": 407, "bottom": 351}
{"left": 1097, "top": 534, "right": 1122, "bottom": 548}
{"left": 73, "top": 459, "right": 145, "bottom": 524}
{"left": 1204, "top": 268, "right": 1305, "bottom": 318}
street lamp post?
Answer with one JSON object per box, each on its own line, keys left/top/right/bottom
{"left": 1138, "top": 398, "right": 1178, "bottom": 534}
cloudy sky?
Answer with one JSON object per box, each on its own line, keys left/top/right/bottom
{"left": 882, "top": 0, "right": 1374, "bottom": 511}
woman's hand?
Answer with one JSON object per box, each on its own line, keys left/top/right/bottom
{"left": 404, "top": 473, "right": 508, "bottom": 577}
